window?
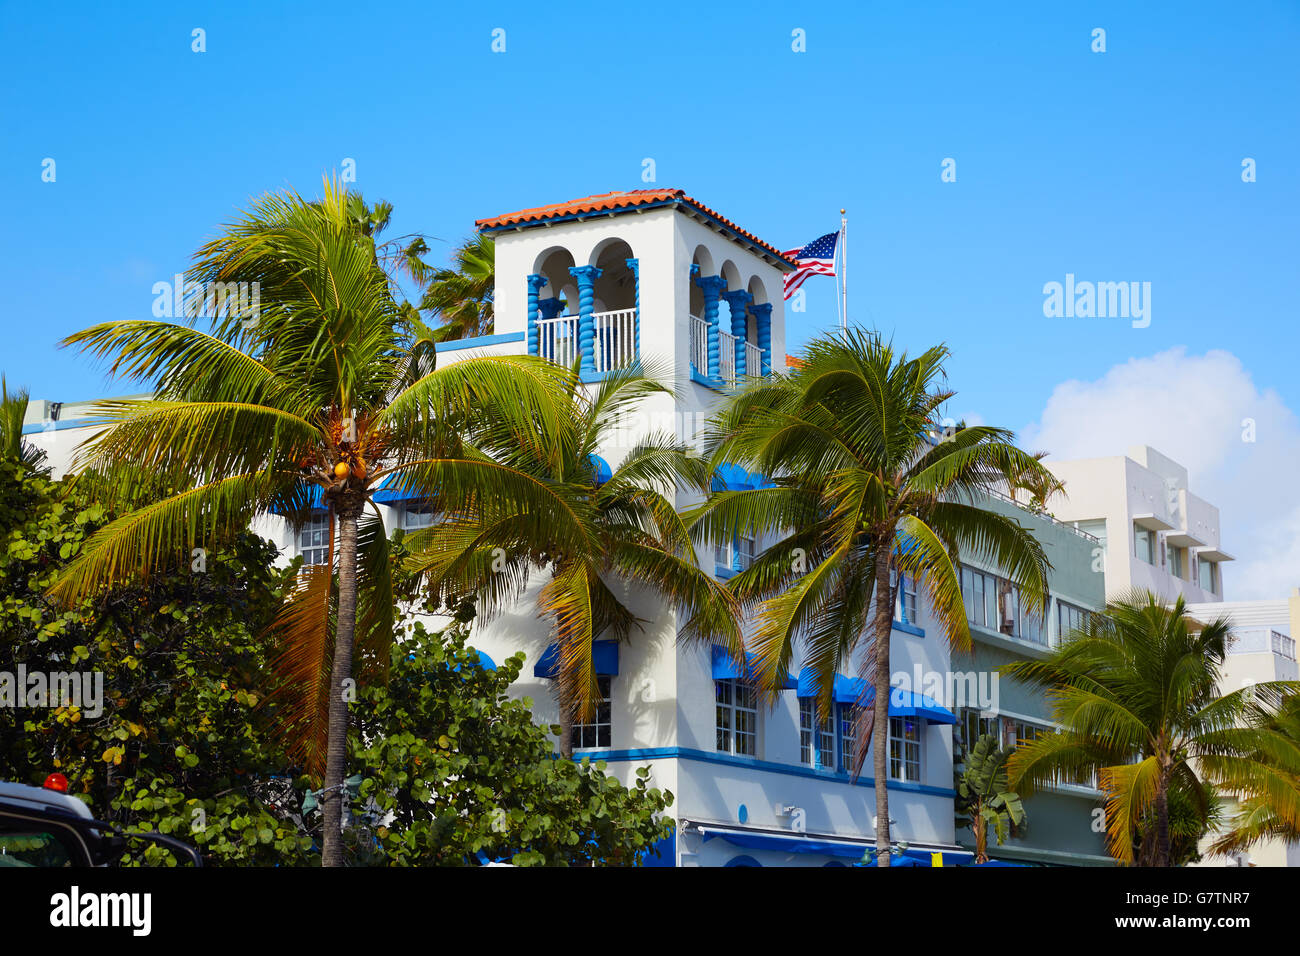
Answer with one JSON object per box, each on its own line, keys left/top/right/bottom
{"left": 1057, "top": 600, "right": 1090, "bottom": 643}
{"left": 1134, "top": 526, "right": 1154, "bottom": 564}
{"left": 899, "top": 575, "right": 918, "bottom": 624}
{"left": 958, "top": 707, "right": 999, "bottom": 751}
{"left": 1198, "top": 558, "right": 1217, "bottom": 594}
{"left": 1168, "top": 545, "right": 1185, "bottom": 579}
{"left": 961, "top": 566, "right": 990, "bottom": 627}
{"left": 839, "top": 704, "right": 860, "bottom": 772}
{"left": 1011, "top": 720, "right": 1046, "bottom": 748}
{"left": 799, "top": 698, "right": 834, "bottom": 768}
{"left": 403, "top": 502, "right": 435, "bottom": 531}
{"left": 715, "top": 536, "right": 755, "bottom": 572}
{"left": 715, "top": 680, "right": 758, "bottom": 756}
{"left": 1074, "top": 518, "right": 1107, "bottom": 552}
{"left": 299, "top": 512, "right": 331, "bottom": 566}
{"left": 572, "top": 675, "right": 612, "bottom": 749}
{"left": 888, "top": 717, "right": 921, "bottom": 782}
{"left": 962, "top": 568, "right": 1041, "bottom": 642}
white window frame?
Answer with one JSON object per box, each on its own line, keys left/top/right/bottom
{"left": 715, "top": 679, "right": 759, "bottom": 756}
{"left": 798, "top": 698, "right": 834, "bottom": 768}
{"left": 888, "top": 716, "right": 922, "bottom": 783}
{"left": 839, "top": 703, "right": 860, "bottom": 773}
{"left": 1134, "top": 525, "right": 1155, "bottom": 564}
{"left": 299, "top": 511, "right": 331, "bottom": 566}
{"left": 402, "top": 501, "right": 436, "bottom": 531}
{"left": 572, "top": 674, "right": 613, "bottom": 750}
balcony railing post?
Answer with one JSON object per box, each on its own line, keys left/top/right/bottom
{"left": 625, "top": 257, "right": 640, "bottom": 364}
{"left": 696, "top": 275, "right": 726, "bottom": 383}
{"left": 525, "top": 274, "right": 548, "bottom": 357}
{"left": 751, "top": 302, "right": 773, "bottom": 375}
{"left": 568, "top": 265, "right": 603, "bottom": 376}
{"left": 722, "top": 289, "right": 752, "bottom": 380}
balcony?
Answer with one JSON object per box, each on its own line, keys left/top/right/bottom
{"left": 689, "top": 314, "right": 767, "bottom": 391}
{"left": 1229, "top": 628, "right": 1297, "bottom": 661}
{"left": 536, "top": 309, "right": 637, "bottom": 376}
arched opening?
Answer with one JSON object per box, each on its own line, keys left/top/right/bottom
{"left": 530, "top": 247, "right": 578, "bottom": 366}
{"left": 724, "top": 854, "right": 763, "bottom": 868}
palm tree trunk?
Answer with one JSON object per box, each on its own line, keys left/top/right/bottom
{"left": 974, "top": 808, "right": 988, "bottom": 864}
{"left": 558, "top": 711, "right": 574, "bottom": 759}
{"left": 321, "top": 506, "right": 361, "bottom": 867}
{"left": 872, "top": 549, "right": 895, "bottom": 867}
{"left": 1153, "top": 767, "right": 1171, "bottom": 867}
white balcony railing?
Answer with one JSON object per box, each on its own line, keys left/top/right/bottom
{"left": 745, "top": 341, "right": 764, "bottom": 378}
{"left": 537, "top": 314, "right": 579, "bottom": 368}
{"left": 689, "top": 314, "right": 708, "bottom": 375}
{"left": 592, "top": 309, "right": 637, "bottom": 374}
{"left": 718, "top": 330, "right": 737, "bottom": 387}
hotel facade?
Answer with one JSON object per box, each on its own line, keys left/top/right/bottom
{"left": 24, "top": 189, "right": 1120, "bottom": 866}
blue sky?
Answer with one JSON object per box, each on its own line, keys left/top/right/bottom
{"left": 4, "top": 1, "right": 1300, "bottom": 597}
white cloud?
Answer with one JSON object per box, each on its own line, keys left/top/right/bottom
{"left": 1022, "top": 347, "right": 1300, "bottom": 601}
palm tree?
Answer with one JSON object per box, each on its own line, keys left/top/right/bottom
{"left": 0, "top": 378, "right": 49, "bottom": 473}
{"left": 1009, "top": 450, "right": 1067, "bottom": 516}
{"left": 50, "top": 180, "right": 569, "bottom": 866}
{"left": 687, "top": 330, "right": 1053, "bottom": 865}
{"left": 403, "top": 363, "right": 741, "bottom": 754}
{"left": 954, "top": 733, "right": 1025, "bottom": 863}
{"left": 1209, "top": 691, "right": 1300, "bottom": 860}
{"left": 418, "top": 233, "right": 495, "bottom": 342}
{"left": 1004, "top": 590, "right": 1300, "bottom": 866}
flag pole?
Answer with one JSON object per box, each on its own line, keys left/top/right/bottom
{"left": 839, "top": 208, "right": 848, "bottom": 339}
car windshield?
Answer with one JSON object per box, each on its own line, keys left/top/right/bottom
{"left": 0, "top": 828, "right": 75, "bottom": 866}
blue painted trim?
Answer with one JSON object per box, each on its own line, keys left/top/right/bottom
{"left": 714, "top": 564, "right": 736, "bottom": 580}
{"left": 690, "top": 368, "right": 725, "bottom": 392}
{"left": 569, "top": 746, "right": 957, "bottom": 798}
{"left": 434, "top": 332, "right": 525, "bottom": 352}
{"left": 893, "top": 620, "right": 926, "bottom": 638}
{"left": 724, "top": 854, "right": 762, "bottom": 867}
{"left": 578, "top": 370, "right": 621, "bottom": 384}
{"left": 21, "top": 417, "right": 108, "bottom": 435}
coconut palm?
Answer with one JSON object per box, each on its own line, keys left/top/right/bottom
{"left": 1004, "top": 590, "right": 1300, "bottom": 866}
{"left": 419, "top": 233, "right": 495, "bottom": 342}
{"left": 50, "top": 180, "right": 570, "bottom": 866}
{"left": 403, "top": 362, "right": 741, "bottom": 755}
{"left": 687, "top": 330, "right": 1053, "bottom": 865}
{"left": 1209, "top": 691, "right": 1300, "bottom": 859}
{"left": 0, "top": 378, "right": 49, "bottom": 473}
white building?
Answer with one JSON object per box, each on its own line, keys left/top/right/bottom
{"left": 1186, "top": 592, "right": 1300, "bottom": 868}
{"left": 1045, "top": 446, "right": 1232, "bottom": 605}
{"left": 23, "top": 188, "right": 1115, "bottom": 866}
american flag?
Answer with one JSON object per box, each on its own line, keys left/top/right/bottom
{"left": 782, "top": 231, "right": 839, "bottom": 299}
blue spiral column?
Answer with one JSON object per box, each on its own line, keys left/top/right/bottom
{"left": 751, "top": 302, "right": 773, "bottom": 376}
{"left": 625, "top": 257, "right": 640, "bottom": 366}
{"left": 568, "top": 265, "right": 603, "bottom": 376}
{"left": 722, "top": 289, "right": 752, "bottom": 379}
{"left": 526, "top": 274, "right": 547, "bottom": 357}
{"left": 696, "top": 275, "right": 726, "bottom": 383}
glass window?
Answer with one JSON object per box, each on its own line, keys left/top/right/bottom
{"left": 716, "top": 680, "right": 758, "bottom": 756}
{"left": 799, "top": 698, "right": 834, "bottom": 768}
{"left": 1011, "top": 720, "right": 1046, "bottom": 748}
{"left": 572, "top": 675, "right": 612, "bottom": 749}
{"left": 900, "top": 575, "right": 918, "bottom": 624}
{"left": 403, "top": 502, "right": 435, "bottom": 531}
{"left": 888, "top": 717, "right": 921, "bottom": 782}
{"left": 299, "top": 511, "right": 331, "bottom": 566}
{"left": 1198, "top": 558, "right": 1217, "bottom": 594}
{"left": 839, "top": 704, "right": 859, "bottom": 772}
{"left": 958, "top": 707, "right": 999, "bottom": 751}
{"left": 1168, "top": 545, "right": 1184, "bottom": 579}
{"left": 1134, "top": 526, "right": 1154, "bottom": 564}
{"left": 1057, "top": 601, "right": 1090, "bottom": 643}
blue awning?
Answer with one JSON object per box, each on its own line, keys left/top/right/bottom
{"left": 710, "top": 464, "right": 775, "bottom": 492}
{"left": 533, "top": 640, "right": 619, "bottom": 679}
{"left": 711, "top": 645, "right": 797, "bottom": 690}
{"left": 372, "top": 473, "right": 428, "bottom": 504}
{"left": 794, "top": 670, "right": 956, "bottom": 723}
{"left": 587, "top": 454, "right": 613, "bottom": 485}
{"left": 269, "top": 482, "right": 326, "bottom": 516}
{"left": 698, "top": 825, "right": 972, "bottom": 866}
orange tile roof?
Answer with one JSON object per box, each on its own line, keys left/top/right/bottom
{"left": 785, "top": 354, "right": 805, "bottom": 368}
{"left": 475, "top": 189, "right": 795, "bottom": 267}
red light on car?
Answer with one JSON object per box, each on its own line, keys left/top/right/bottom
{"left": 43, "top": 773, "right": 69, "bottom": 793}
